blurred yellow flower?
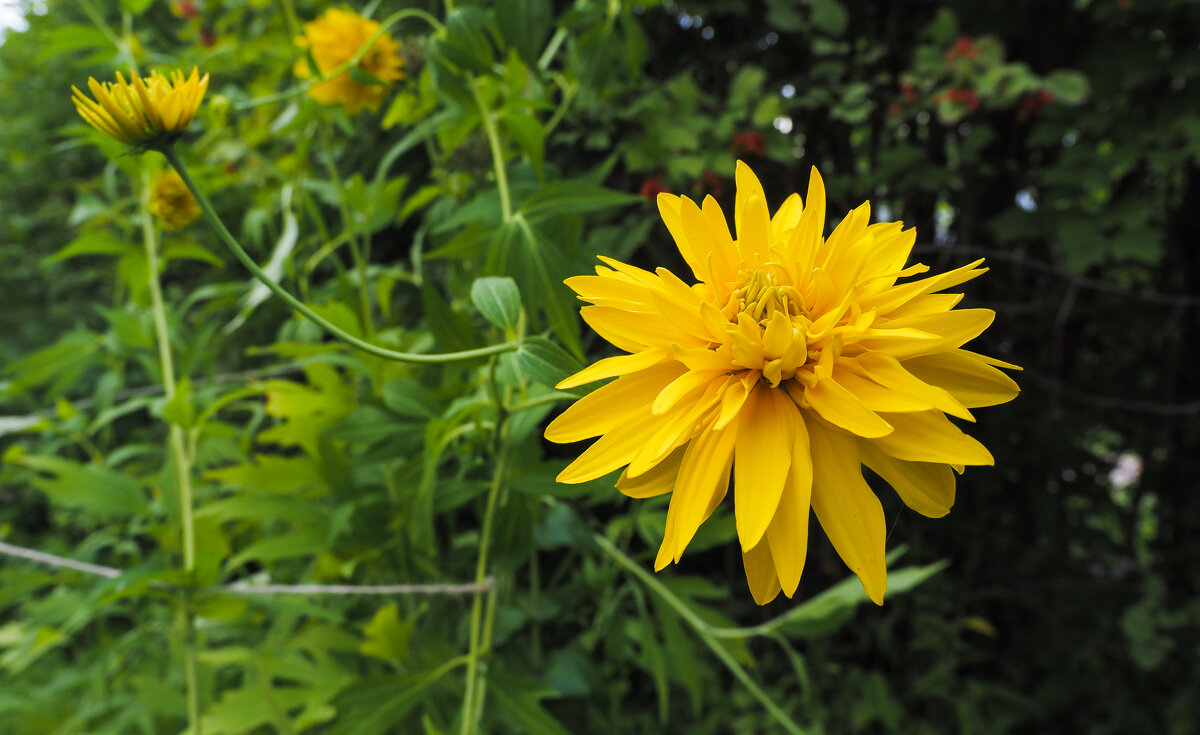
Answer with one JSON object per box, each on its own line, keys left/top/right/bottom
{"left": 294, "top": 8, "right": 405, "bottom": 116}
{"left": 149, "top": 170, "right": 200, "bottom": 231}
{"left": 546, "top": 162, "right": 1020, "bottom": 605}
{"left": 71, "top": 68, "right": 209, "bottom": 148}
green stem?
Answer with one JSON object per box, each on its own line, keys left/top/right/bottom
{"left": 459, "top": 361, "right": 509, "bottom": 735}
{"left": 140, "top": 166, "right": 202, "bottom": 735}
{"left": 594, "top": 535, "right": 807, "bottom": 735}
{"left": 318, "top": 120, "right": 373, "bottom": 339}
{"left": 161, "top": 146, "right": 518, "bottom": 364}
{"left": 469, "top": 78, "right": 512, "bottom": 222}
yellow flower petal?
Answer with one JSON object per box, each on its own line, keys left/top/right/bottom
{"left": 618, "top": 446, "right": 685, "bottom": 498}
{"left": 903, "top": 350, "right": 1021, "bottom": 408}
{"left": 734, "top": 160, "right": 772, "bottom": 265}
{"left": 859, "top": 440, "right": 956, "bottom": 518}
{"left": 804, "top": 375, "right": 894, "bottom": 438}
{"left": 870, "top": 410, "right": 994, "bottom": 466}
{"left": 72, "top": 67, "right": 208, "bottom": 148}
{"left": 668, "top": 418, "right": 738, "bottom": 561}
{"left": 849, "top": 352, "right": 973, "bottom": 421}
{"left": 766, "top": 413, "right": 812, "bottom": 597}
{"left": 546, "top": 361, "right": 683, "bottom": 443}
{"left": 807, "top": 418, "right": 888, "bottom": 605}
{"left": 733, "top": 387, "right": 797, "bottom": 551}
{"left": 742, "top": 538, "right": 782, "bottom": 605}
{"left": 554, "top": 348, "right": 669, "bottom": 390}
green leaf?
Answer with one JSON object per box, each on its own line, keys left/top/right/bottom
{"left": 204, "top": 455, "right": 326, "bottom": 494}
{"left": 118, "top": 0, "right": 154, "bottom": 14}
{"left": 359, "top": 603, "right": 415, "bottom": 662}
{"left": 45, "top": 232, "right": 137, "bottom": 264}
{"left": 162, "top": 378, "right": 195, "bottom": 430}
{"left": 227, "top": 529, "right": 328, "bottom": 570}
{"left": 471, "top": 276, "right": 523, "bottom": 331}
{"left": 35, "top": 25, "right": 109, "bottom": 62}
{"left": 502, "top": 111, "right": 546, "bottom": 178}
{"left": 329, "top": 666, "right": 458, "bottom": 735}
{"left": 518, "top": 181, "right": 643, "bottom": 222}
{"left": 774, "top": 558, "right": 950, "bottom": 638}
{"left": 1043, "top": 69, "right": 1090, "bottom": 105}
{"left": 494, "top": 0, "right": 553, "bottom": 66}
{"left": 515, "top": 336, "right": 582, "bottom": 387}
{"left": 349, "top": 66, "right": 389, "bottom": 87}
{"left": 11, "top": 454, "right": 147, "bottom": 516}
{"left": 489, "top": 673, "right": 572, "bottom": 735}
{"left": 382, "top": 379, "right": 441, "bottom": 419}
{"left": 163, "top": 242, "right": 224, "bottom": 268}
{"left": 809, "top": 0, "right": 849, "bottom": 36}
{"left": 440, "top": 7, "right": 495, "bottom": 74}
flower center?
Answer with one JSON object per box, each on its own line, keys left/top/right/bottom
{"left": 732, "top": 269, "right": 805, "bottom": 323}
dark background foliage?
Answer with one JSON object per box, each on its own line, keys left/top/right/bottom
{"left": 1, "top": 0, "right": 1197, "bottom": 733}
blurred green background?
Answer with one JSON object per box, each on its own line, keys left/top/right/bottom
{"left": 1, "top": 0, "right": 1197, "bottom": 733}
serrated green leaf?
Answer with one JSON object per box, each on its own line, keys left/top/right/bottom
{"left": 359, "top": 603, "right": 415, "bottom": 662}
{"left": 12, "top": 454, "right": 147, "bottom": 516}
{"left": 489, "top": 673, "right": 572, "bottom": 735}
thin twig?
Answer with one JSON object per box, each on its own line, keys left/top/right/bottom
{"left": 0, "top": 540, "right": 122, "bottom": 578}
{"left": 0, "top": 540, "right": 494, "bottom": 596}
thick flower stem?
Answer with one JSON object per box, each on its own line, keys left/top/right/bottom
{"left": 595, "top": 535, "right": 807, "bottom": 735}
{"left": 140, "top": 166, "right": 202, "bottom": 735}
{"left": 161, "top": 146, "right": 518, "bottom": 364}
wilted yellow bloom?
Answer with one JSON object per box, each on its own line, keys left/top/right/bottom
{"left": 149, "top": 170, "right": 200, "bottom": 231}
{"left": 547, "top": 162, "right": 1020, "bottom": 605}
{"left": 294, "top": 8, "right": 405, "bottom": 116}
{"left": 71, "top": 68, "right": 209, "bottom": 148}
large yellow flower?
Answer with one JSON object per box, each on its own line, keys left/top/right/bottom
{"left": 547, "top": 162, "right": 1020, "bottom": 605}
{"left": 71, "top": 68, "right": 209, "bottom": 148}
{"left": 294, "top": 8, "right": 405, "bottom": 116}
{"left": 150, "top": 170, "right": 200, "bottom": 231}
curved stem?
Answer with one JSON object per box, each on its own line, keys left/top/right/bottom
{"left": 469, "top": 78, "right": 512, "bottom": 222}
{"left": 140, "top": 165, "right": 202, "bottom": 735}
{"left": 161, "top": 146, "right": 518, "bottom": 364}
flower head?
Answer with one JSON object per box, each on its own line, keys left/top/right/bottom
{"left": 294, "top": 7, "right": 405, "bottom": 116}
{"left": 149, "top": 170, "right": 200, "bottom": 231}
{"left": 546, "top": 162, "right": 1020, "bottom": 605}
{"left": 71, "top": 68, "right": 209, "bottom": 149}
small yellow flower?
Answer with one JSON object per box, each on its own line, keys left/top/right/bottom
{"left": 71, "top": 68, "right": 210, "bottom": 148}
{"left": 149, "top": 170, "right": 200, "bottom": 231}
{"left": 294, "top": 7, "right": 405, "bottom": 116}
{"left": 546, "top": 162, "right": 1020, "bottom": 605}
